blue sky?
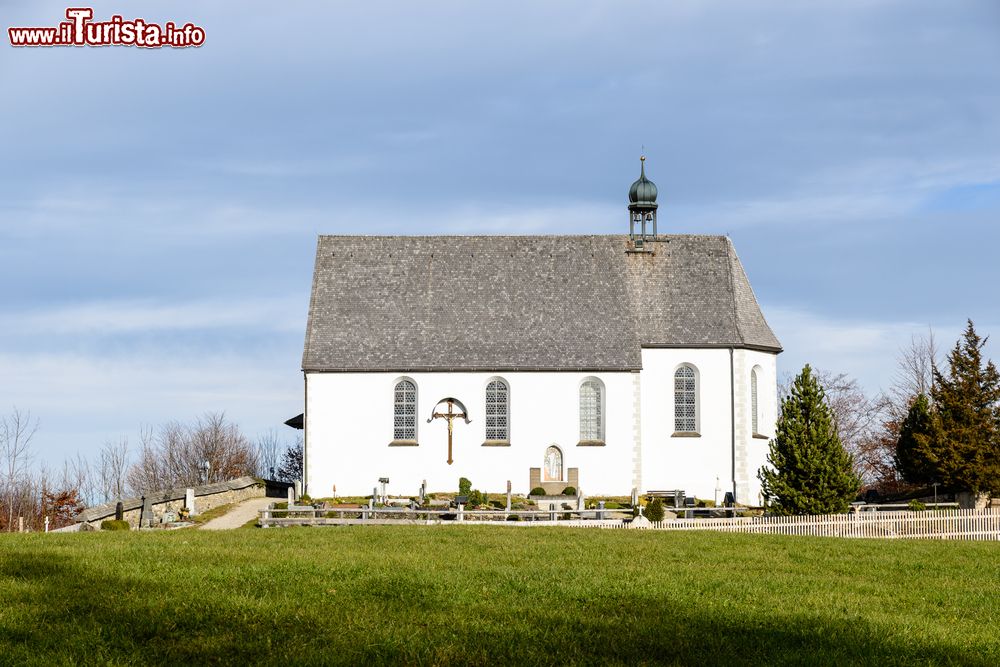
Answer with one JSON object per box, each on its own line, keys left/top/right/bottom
{"left": 2, "top": 0, "right": 999, "bottom": 466}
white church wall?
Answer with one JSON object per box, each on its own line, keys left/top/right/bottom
{"left": 305, "top": 371, "right": 636, "bottom": 497}
{"left": 741, "top": 349, "right": 779, "bottom": 505}
{"left": 639, "top": 348, "right": 735, "bottom": 503}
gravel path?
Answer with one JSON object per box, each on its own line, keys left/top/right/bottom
{"left": 199, "top": 497, "right": 272, "bottom": 530}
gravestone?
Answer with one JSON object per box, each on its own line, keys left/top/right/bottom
{"left": 140, "top": 495, "right": 154, "bottom": 528}
{"left": 287, "top": 486, "right": 295, "bottom": 504}
{"left": 294, "top": 480, "right": 302, "bottom": 499}
{"left": 185, "top": 488, "right": 197, "bottom": 516}
{"left": 631, "top": 487, "right": 638, "bottom": 508}
{"left": 115, "top": 501, "right": 124, "bottom": 521}
{"left": 597, "top": 500, "right": 606, "bottom": 520}
{"left": 506, "top": 480, "right": 512, "bottom": 512}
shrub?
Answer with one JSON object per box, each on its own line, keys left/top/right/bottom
{"left": 529, "top": 487, "right": 546, "bottom": 496}
{"left": 101, "top": 520, "right": 130, "bottom": 531}
{"left": 603, "top": 502, "right": 621, "bottom": 509}
{"left": 506, "top": 514, "right": 521, "bottom": 521}
{"left": 459, "top": 477, "right": 472, "bottom": 496}
{"left": 466, "top": 490, "right": 486, "bottom": 507}
{"left": 645, "top": 498, "right": 666, "bottom": 522}
{"left": 562, "top": 486, "right": 577, "bottom": 496}
{"left": 908, "top": 499, "right": 927, "bottom": 512}
{"left": 299, "top": 494, "right": 313, "bottom": 504}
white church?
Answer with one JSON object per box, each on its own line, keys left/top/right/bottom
{"left": 296, "top": 159, "right": 781, "bottom": 504}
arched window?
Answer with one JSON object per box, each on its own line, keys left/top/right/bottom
{"left": 393, "top": 379, "right": 417, "bottom": 441}
{"left": 579, "top": 377, "right": 604, "bottom": 442}
{"left": 485, "top": 378, "right": 510, "bottom": 442}
{"left": 543, "top": 445, "right": 563, "bottom": 482}
{"left": 751, "top": 367, "right": 760, "bottom": 435}
{"left": 674, "top": 366, "right": 697, "bottom": 433}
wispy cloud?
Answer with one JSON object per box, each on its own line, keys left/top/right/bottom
{"left": 6, "top": 297, "right": 304, "bottom": 337}
{"left": 766, "top": 305, "right": 999, "bottom": 393}
{"left": 0, "top": 349, "right": 302, "bottom": 464}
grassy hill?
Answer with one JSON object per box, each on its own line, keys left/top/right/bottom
{"left": 1, "top": 527, "right": 997, "bottom": 665}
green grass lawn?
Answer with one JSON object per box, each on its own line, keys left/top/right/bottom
{"left": 1, "top": 527, "right": 997, "bottom": 666}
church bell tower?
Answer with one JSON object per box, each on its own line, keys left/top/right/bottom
{"left": 628, "top": 155, "right": 658, "bottom": 249}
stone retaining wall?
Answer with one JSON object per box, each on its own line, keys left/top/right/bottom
{"left": 76, "top": 476, "right": 265, "bottom": 529}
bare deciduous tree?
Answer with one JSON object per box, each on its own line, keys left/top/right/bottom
{"left": 127, "top": 413, "right": 258, "bottom": 493}
{"left": 62, "top": 452, "right": 95, "bottom": 508}
{"left": 254, "top": 429, "right": 286, "bottom": 479}
{"left": 99, "top": 436, "right": 131, "bottom": 502}
{"left": 887, "top": 329, "right": 939, "bottom": 420}
{"left": 1, "top": 408, "right": 39, "bottom": 531}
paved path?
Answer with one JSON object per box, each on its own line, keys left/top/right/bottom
{"left": 199, "top": 497, "right": 272, "bottom": 530}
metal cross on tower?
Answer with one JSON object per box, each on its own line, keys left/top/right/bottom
{"left": 427, "top": 397, "right": 471, "bottom": 465}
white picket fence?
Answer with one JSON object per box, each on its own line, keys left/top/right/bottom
{"left": 600, "top": 508, "right": 1000, "bottom": 540}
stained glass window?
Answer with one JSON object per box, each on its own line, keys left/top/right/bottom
{"left": 393, "top": 379, "right": 417, "bottom": 441}
{"left": 674, "top": 366, "right": 697, "bottom": 432}
{"left": 485, "top": 379, "right": 509, "bottom": 441}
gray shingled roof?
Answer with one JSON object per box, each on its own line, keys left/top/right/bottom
{"left": 303, "top": 235, "right": 781, "bottom": 372}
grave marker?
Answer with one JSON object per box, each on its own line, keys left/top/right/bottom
{"left": 140, "top": 495, "right": 154, "bottom": 528}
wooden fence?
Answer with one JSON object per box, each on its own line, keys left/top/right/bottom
{"left": 259, "top": 506, "right": 1000, "bottom": 540}
{"left": 600, "top": 508, "right": 1000, "bottom": 540}
{"left": 258, "top": 506, "right": 629, "bottom": 528}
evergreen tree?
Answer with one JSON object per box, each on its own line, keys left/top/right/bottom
{"left": 758, "top": 364, "right": 861, "bottom": 515}
{"left": 894, "top": 393, "right": 938, "bottom": 486}
{"left": 927, "top": 321, "right": 1000, "bottom": 496}
{"left": 276, "top": 441, "right": 303, "bottom": 483}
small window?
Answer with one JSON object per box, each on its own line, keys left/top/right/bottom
{"left": 751, "top": 368, "right": 760, "bottom": 435}
{"left": 543, "top": 445, "right": 563, "bottom": 482}
{"left": 674, "top": 366, "right": 697, "bottom": 433}
{"left": 393, "top": 379, "right": 417, "bottom": 441}
{"left": 579, "top": 378, "right": 604, "bottom": 442}
{"left": 485, "top": 378, "right": 509, "bottom": 441}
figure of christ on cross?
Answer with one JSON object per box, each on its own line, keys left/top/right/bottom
{"left": 427, "top": 397, "right": 471, "bottom": 465}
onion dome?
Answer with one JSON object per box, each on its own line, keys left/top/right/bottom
{"left": 628, "top": 156, "right": 658, "bottom": 211}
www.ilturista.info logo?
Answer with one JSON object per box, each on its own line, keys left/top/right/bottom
{"left": 8, "top": 8, "right": 205, "bottom": 48}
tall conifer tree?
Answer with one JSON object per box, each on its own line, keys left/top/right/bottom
{"left": 928, "top": 320, "right": 1000, "bottom": 496}
{"left": 758, "top": 364, "right": 861, "bottom": 515}
{"left": 894, "top": 393, "right": 938, "bottom": 486}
